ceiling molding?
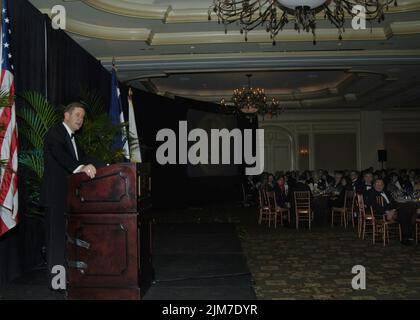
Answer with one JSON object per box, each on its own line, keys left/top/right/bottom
{"left": 80, "top": 0, "right": 420, "bottom": 23}
{"left": 82, "top": 0, "right": 170, "bottom": 19}
{"left": 100, "top": 49, "right": 420, "bottom": 67}
{"left": 49, "top": 16, "right": 420, "bottom": 44}
{"left": 67, "top": 19, "right": 150, "bottom": 41}
{"left": 39, "top": 10, "right": 151, "bottom": 41}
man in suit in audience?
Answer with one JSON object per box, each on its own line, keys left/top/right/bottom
{"left": 366, "top": 178, "right": 395, "bottom": 217}
{"left": 357, "top": 171, "right": 373, "bottom": 195}
{"left": 40, "top": 102, "right": 102, "bottom": 286}
{"left": 350, "top": 170, "right": 363, "bottom": 193}
{"left": 366, "top": 178, "right": 415, "bottom": 246}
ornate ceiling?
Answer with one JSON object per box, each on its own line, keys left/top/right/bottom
{"left": 29, "top": 0, "right": 420, "bottom": 111}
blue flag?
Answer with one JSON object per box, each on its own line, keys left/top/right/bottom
{"left": 109, "top": 68, "right": 129, "bottom": 159}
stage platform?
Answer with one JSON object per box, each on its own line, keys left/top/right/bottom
{"left": 143, "top": 223, "right": 256, "bottom": 300}
{"left": 0, "top": 223, "right": 255, "bottom": 300}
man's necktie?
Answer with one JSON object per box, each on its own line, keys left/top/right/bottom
{"left": 70, "top": 133, "right": 79, "bottom": 160}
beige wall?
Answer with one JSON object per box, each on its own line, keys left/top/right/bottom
{"left": 259, "top": 109, "right": 420, "bottom": 172}
{"left": 385, "top": 132, "right": 420, "bottom": 169}
{"left": 314, "top": 133, "right": 357, "bottom": 171}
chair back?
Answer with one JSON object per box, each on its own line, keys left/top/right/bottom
{"left": 356, "top": 194, "right": 365, "bottom": 217}
{"left": 259, "top": 189, "right": 275, "bottom": 210}
{"left": 375, "top": 195, "right": 385, "bottom": 207}
{"left": 344, "top": 190, "right": 354, "bottom": 210}
{"left": 356, "top": 193, "right": 374, "bottom": 220}
{"left": 294, "top": 191, "right": 311, "bottom": 211}
{"left": 265, "top": 190, "right": 276, "bottom": 211}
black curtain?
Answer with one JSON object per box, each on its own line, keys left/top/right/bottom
{"left": 45, "top": 22, "right": 111, "bottom": 106}
{"left": 129, "top": 89, "right": 188, "bottom": 208}
{"left": 0, "top": 0, "right": 47, "bottom": 290}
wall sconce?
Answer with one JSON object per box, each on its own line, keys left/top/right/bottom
{"left": 299, "top": 148, "right": 309, "bottom": 155}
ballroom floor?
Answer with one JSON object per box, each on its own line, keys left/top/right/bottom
{"left": 149, "top": 204, "right": 420, "bottom": 300}
{"left": 1, "top": 203, "right": 419, "bottom": 300}
{"left": 242, "top": 224, "right": 420, "bottom": 300}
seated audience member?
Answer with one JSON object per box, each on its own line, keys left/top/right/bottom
{"left": 291, "top": 174, "right": 312, "bottom": 194}
{"left": 367, "top": 178, "right": 395, "bottom": 219}
{"left": 350, "top": 170, "right": 363, "bottom": 192}
{"left": 274, "top": 170, "right": 283, "bottom": 181}
{"left": 316, "top": 170, "right": 328, "bottom": 191}
{"left": 331, "top": 171, "right": 344, "bottom": 194}
{"left": 303, "top": 170, "right": 312, "bottom": 184}
{"left": 386, "top": 172, "right": 403, "bottom": 197}
{"left": 286, "top": 171, "right": 297, "bottom": 190}
{"left": 367, "top": 178, "right": 415, "bottom": 245}
{"left": 407, "top": 170, "right": 416, "bottom": 191}
{"left": 322, "top": 170, "right": 334, "bottom": 186}
{"left": 331, "top": 176, "right": 351, "bottom": 208}
{"left": 399, "top": 169, "right": 413, "bottom": 193}
{"left": 357, "top": 171, "right": 373, "bottom": 195}
{"left": 273, "top": 175, "right": 289, "bottom": 208}
{"left": 266, "top": 173, "right": 276, "bottom": 192}
{"left": 256, "top": 172, "right": 268, "bottom": 191}
{"left": 414, "top": 174, "right": 420, "bottom": 192}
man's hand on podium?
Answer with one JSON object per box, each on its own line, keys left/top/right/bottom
{"left": 80, "top": 164, "right": 97, "bottom": 178}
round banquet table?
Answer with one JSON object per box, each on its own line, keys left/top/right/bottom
{"left": 312, "top": 193, "right": 334, "bottom": 226}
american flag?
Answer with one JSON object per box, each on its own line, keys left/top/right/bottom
{"left": 0, "top": 0, "right": 18, "bottom": 237}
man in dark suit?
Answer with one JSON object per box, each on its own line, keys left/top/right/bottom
{"left": 366, "top": 178, "right": 415, "bottom": 245}
{"left": 40, "top": 102, "right": 100, "bottom": 283}
{"left": 357, "top": 171, "right": 373, "bottom": 195}
{"left": 366, "top": 179, "right": 395, "bottom": 217}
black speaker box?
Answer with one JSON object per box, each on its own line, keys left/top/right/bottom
{"left": 378, "top": 149, "right": 387, "bottom": 162}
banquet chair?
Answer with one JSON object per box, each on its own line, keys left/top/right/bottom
{"left": 358, "top": 194, "right": 401, "bottom": 246}
{"left": 258, "top": 189, "right": 277, "bottom": 228}
{"left": 331, "top": 190, "right": 354, "bottom": 228}
{"left": 357, "top": 194, "right": 376, "bottom": 243}
{"left": 271, "top": 193, "right": 291, "bottom": 226}
{"left": 374, "top": 195, "right": 402, "bottom": 246}
{"left": 346, "top": 191, "right": 357, "bottom": 228}
{"left": 294, "top": 191, "right": 312, "bottom": 230}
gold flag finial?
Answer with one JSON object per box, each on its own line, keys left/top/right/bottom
{"left": 112, "top": 57, "right": 117, "bottom": 71}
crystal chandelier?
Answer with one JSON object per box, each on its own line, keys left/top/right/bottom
{"left": 209, "top": 0, "right": 397, "bottom": 44}
{"left": 220, "top": 74, "right": 284, "bottom": 119}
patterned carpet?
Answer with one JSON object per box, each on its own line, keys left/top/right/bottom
{"left": 154, "top": 204, "right": 420, "bottom": 300}
{"left": 241, "top": 224, "right": 420, "bottom": 300}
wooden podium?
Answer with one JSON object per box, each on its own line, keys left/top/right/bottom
{"left": 66, "top": 163, "right": 152, "bottom": 300}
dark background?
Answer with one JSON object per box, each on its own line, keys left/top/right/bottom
{"left": 0, "top": 0, "right": 258, "bottom": 289}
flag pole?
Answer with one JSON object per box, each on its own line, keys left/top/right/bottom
{"left": 112, "top": 56, "right": 117, "bottom": 71}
